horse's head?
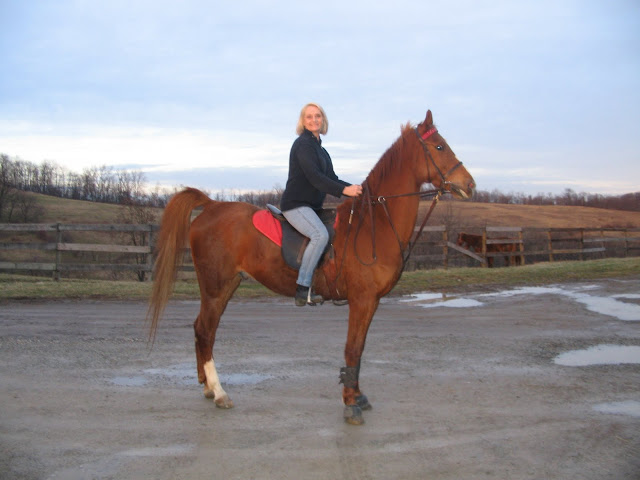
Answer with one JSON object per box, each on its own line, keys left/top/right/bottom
{"left": 414, "top": 110, "right": 475, "bottom": 199}
{"left": 456, "top": 232, "right": 466, "bottom": 247}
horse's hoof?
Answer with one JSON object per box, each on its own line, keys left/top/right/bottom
{"left": 343, "top": 405, "right": 364, "bottom": 425}
{"left": 214, "top": 394, "right": 234, "bottom": 409}
{"left": 356, "top": 394, "right": 372, "bottom": 411}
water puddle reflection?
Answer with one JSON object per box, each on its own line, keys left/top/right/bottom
{"left": 110, "top": 376, "right": 148, "bottom": 387}
{"left": 401, "top": 292, "right": 483, "bottom": 308}
{"left": 554, "top": 344, "right": 640, "bottom": 366}
{"left": 593, "top": 400, "right": 640, "bottom": 418}
{"left": 402, "top": 283, "right": 640, "bottom": 321}
{"left": 110, "top": 363, "right": 271, "bottom": 388}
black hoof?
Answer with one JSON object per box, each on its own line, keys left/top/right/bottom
{"left": 343, "top": 405, "right": 364, "bottom": 425}
{"left": 355, "top": 394, "right": 372, "bottom": 411}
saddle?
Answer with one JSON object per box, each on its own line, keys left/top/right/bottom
{"left": 252, "top": 204, "right": 337, "bottom": 271}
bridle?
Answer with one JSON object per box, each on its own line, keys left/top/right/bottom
{"left": 337, "top": 125, "right": 465, "bottom": 276}
{"left": 416, "top": 126, "right": 465, "bottom": 194}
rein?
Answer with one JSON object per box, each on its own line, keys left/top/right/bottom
{"left": 363, "top": 186, "right": 442, "bottom": 271}
{"left": 335, "top": 127, "right": 462, "bottom": 280}
{"left": 329, "top": 125, "right": 461, "bottom": 295}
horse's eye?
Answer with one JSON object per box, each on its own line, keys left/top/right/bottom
{"left": 436, "top": 145, "right": 444, "bottom": 151}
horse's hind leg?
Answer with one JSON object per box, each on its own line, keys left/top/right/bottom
{"left": 194, "top": 273, "right": 242, "bottom": 408}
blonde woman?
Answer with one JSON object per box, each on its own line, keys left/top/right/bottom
{"left": 280, "top": 103, "right": 362, "bottom": 306}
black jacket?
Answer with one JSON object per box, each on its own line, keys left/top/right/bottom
{"left": 280, "top": 129, "right": 351, "bottom": 212}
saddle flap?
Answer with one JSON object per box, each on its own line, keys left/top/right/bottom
{"left": 253, "top": 206, "right": 338, "bottom": 271}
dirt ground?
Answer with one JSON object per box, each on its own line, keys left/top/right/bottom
{"left": 1, "top": 278, "right": 639, "bottom": 480}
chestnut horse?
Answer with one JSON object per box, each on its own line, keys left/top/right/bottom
{"left": 147, "top": 110, "right": 475, "bottom": 425}
{"left": 457, "top": 232, "right": 521, "bottom": 267}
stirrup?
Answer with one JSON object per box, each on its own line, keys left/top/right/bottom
{"left": 307, "top": 288, "right": 324, "bottom": 306}
{"left": 295, "top": 285, "right": 323, "bottom": 306}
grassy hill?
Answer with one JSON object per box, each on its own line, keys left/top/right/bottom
{"left": 18, "top": 190, "right": 640, "bottom": 229}
{"left": 27, "top": 192, "right": 162, "bottom": 224}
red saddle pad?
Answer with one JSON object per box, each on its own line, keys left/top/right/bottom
{"left": 252, "top": 210, "right": 283, "bottom": 246}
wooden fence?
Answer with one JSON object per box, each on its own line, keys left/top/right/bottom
{"left": 0, "top": 223, "right": 162, "bottom": 280}
{"left": 1, "top": 224, "right": 639, "bottom": 279}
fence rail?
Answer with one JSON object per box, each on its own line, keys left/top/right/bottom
{"left": 1, "top": 223, "right": 639, "bottom": 279}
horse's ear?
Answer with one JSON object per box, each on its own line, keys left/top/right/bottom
{"left": 424, "top": 110, "right": 433, "bottom": 126}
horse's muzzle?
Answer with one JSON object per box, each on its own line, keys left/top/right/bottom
{"left": 446, "top": 181, "right": 475, "bottom": 199}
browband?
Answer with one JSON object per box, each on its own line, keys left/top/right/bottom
{"left": 421, "top": 127, "right": 438, "bottom": 140}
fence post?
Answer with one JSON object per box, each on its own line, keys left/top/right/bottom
{"left": 54, "top": 223, "right": 61, "bottom": 281}
{"left": 147, "top": 224, "right": 155, "bottom": 281}
{"left": 624, "top": 229, "right": 629, "bottom": 257}
{"left": 442, "top": 229, "right": 448, "bottom": 269}
{"left": 579, "top": 229, "right": 584, "bottom": 261}
{"left": 481, "top": 229, "right": 488, "bottom": 268}
{"left": 518, "top": 230, "right": 525, "bottom": 265}
{"left": 547, "top": 230, "right": 554, "bottom": 262}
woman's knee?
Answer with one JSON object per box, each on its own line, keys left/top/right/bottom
{"left": 310, "top": 226, "right": 329, "bottom": 244}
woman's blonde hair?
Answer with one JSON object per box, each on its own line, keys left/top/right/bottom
{"left": 296, "top": 103, "right": 329, "bottom": 136}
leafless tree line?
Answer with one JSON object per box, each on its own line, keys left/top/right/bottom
{"left": 2, "top": 153, "right": 638, "bottom": 224}
{"left": 472, "top": 188, "right": 640, "bottom": 211}
{"left": 0, "top": 153, "right": 151, "bottom": 204}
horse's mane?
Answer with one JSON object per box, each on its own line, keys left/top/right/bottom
{"left": 364, "top": 122, "right": 415, "bottom": 192}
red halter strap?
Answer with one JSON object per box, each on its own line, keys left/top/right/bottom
{"left": 420, "top": 127, "right": 437, "bottom": 140}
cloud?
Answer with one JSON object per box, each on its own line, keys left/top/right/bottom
{"left": 1, "top": 0, "right": 639, "bottom": 197}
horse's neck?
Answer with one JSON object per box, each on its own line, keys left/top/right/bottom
{"left": 373, "top": 175, "right": 421, "bottom": 246}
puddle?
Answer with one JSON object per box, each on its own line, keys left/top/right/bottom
{"left": 110, "top": 376, "right": 148, "bottom": 387}
{"left": 121, "top": 444, "right": 195, "bottom": 457}
{"left": 221, "top": 373, "right": 272, "bottom": 385}
{"left": 593, "top": 400, "right": 640, "bottom": 418}
{"left": 417, "top": 298, "right": 483, "bottom": 308}
{"left": 110, "top": 363, "right": 271, "bottom": 388}
{"left": 401, "top": 293, "right": 446, "bottom": 303}
{"left": 613, "top": 293, "right": 640, "bottom": 300}
{"left": 554, "top": 344, "right": 640, "bottom": 366}
{"left": 144, "top": 363, "right": 194, "bottom": 384}
{"left": 571, "top": 293, "right": 640, "bottom": 322}
{"left": 401, "top": 292, "right": 483, "bottom": 309}
{"left": 402, "top": 283, "right": 640, "bottom": 321}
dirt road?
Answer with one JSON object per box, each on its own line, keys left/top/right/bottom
{"left": 1, "top": 278, "right": 639, "bottom": 479}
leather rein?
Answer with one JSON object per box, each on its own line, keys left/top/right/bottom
{"left": 340, "top": 126, "right": 464, "bottom": 273}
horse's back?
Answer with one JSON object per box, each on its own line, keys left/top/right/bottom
{"left": 190, "top": 201, "right": 259, "bottom": 250}
{"left": 188, "top": 201, "right": 293, "bottom": 288}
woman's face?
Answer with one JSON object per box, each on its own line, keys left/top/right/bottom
{"left": 303, "top": 106, "right": 323, "bottom": 137}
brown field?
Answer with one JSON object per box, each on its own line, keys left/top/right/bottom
{"left": 20, "top": 191, "right": 640, "bottom": 229}
{"left": 427, "top": 199, "right": 640, "bottom": 229}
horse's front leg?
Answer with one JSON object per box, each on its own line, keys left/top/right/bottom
{"left": 340, "top": 361, "right": 372, "bottom": 408}
{"left": 341, "top": 297, "right": 379, "bottom": 425}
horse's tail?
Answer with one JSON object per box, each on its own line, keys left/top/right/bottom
{"left": 147, "top": 187, "right": 212, "bottom": 343}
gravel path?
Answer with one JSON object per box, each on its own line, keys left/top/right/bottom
{"left": 1, "top": 278, "right": 639, "bottom": 479}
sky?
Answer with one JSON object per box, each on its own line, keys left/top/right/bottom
{"left": 1, "top": 0, "right": 639, "bottom": 197}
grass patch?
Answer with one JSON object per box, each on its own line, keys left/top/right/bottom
{"left": 389, "top": 256, "right": 640, "bottom": 295}
{"left": 1, "top": 257, "right": 638, "bottom": 301}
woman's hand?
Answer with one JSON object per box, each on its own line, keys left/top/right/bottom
{"left": 343, "top": 184, "right": 363, "bottom": 197}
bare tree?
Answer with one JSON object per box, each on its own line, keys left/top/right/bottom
{"left": 116, "top": 198, "right": 160, "bottom": 281}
